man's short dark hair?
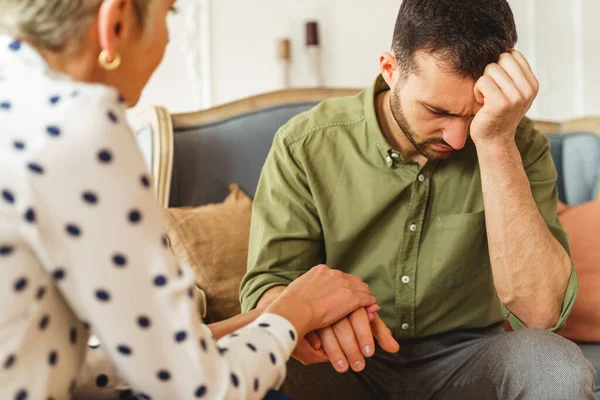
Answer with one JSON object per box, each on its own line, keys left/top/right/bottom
{"left": 392, "top": 0, "right": 518, "bottom": 80}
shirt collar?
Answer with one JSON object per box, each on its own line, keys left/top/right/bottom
{"left": 0, "top": 35, "right": 51, "bottom": 73}
{"left": 363, "top": 75, "right": 412, "bottom": 168}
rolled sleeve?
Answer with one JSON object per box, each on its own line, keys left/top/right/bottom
{"left": 504, "top": 118, "right": 579, "bottom": 331}
{"left": 240, "top": 128, "right": 324, "bottom": 312}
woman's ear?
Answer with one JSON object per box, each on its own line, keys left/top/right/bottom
{"left": 97, "top": 0, "right": 133, "bottom": 60}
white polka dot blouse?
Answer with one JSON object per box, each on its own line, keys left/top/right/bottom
{"left": 0, "top": 35, "right": 297, "bottom": 400}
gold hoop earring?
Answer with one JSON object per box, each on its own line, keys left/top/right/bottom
{"left": 98, "top": 50, "right": 122, "bottom": 71}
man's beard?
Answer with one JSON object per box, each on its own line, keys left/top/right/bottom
{"left": 389, "top": 89, "right": 452, "bottom": 160}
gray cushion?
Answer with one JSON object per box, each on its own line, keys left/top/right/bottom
{"left": 546, "top": 132, "right": 600, "bottom": 205}
{"left": 578, "top": 343, "right": 600, "bottom": 397}
{"left": 170, "top": 102, "right": 319, "bottom": 207}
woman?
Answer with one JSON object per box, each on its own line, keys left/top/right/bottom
{"left": 0, "top": 1, "right": 380, "bottom": 399}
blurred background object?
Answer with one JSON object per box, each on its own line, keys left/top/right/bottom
{"left": 133, "top": 0, "right": 600, "bottom": 122}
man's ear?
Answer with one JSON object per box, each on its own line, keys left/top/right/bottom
{"left": 379, "top": 52, "right": 399, "bottom": 88}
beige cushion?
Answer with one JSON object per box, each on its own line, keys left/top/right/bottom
{"left": 558, "top": 201, "right": 600, "bottom": 342}
{"left": 163, "top": 184, "right": 252, "bottom": 322}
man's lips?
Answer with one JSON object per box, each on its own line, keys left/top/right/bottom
{"left": 429, "top": 143, "right": 453, "bottom": 152}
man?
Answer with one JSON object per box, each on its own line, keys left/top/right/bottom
{"left": 240, "top": 0, "right": 597, "bottom": 398}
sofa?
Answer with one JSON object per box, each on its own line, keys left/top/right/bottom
{"left": 132, "top": 88, "right": 600, "bottom": 398}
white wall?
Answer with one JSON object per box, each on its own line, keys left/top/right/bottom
{"left": 137, "top": 0, "right": 600, "bottom": 121}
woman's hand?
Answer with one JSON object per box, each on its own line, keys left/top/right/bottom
{"left": 265, "top": 264, "right": 378, "bottom": 338}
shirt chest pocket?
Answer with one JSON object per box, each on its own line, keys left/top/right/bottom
{"left": 432, "top": 211, "right": 491, "bottom": 288}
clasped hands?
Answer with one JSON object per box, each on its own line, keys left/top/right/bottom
{"left": 292, "top": 303, "right": 400, "bottom": 373}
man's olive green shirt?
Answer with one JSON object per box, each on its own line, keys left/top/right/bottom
{"left": 240, "top": 76, "right": 577, "bottom": 339}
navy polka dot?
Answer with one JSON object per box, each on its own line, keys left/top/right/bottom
{"left": 259, "top": 323, "right": 270, "bottom": 328}
{"left": 83, "top": 321, "right": 91, "bottom": 331}
{"left": 98, "top": 150, "right": 113, "bottom": 163}
{"left": 14, "top": 277, "right": 27, "bottom": 292}
{"left": 231, "top": 373, "right": 239, "bottom": 388}
{"left": 35, "top": 286, "right": 46, "bottom": 301}
{"left": 153, "top": 275, "right": 167, "bottom": 287}
{"left": 52, "top": 269, "right": 66, "bottom": 281}
{"left": 178, "top": 267, "right": 184, "bottom": 277}
{"left": 2, "top": 190, "right": 15, "bottom": 204}
{"left": 246, "top": 343, "right": 257, "bottom": 352}
{"left": 218, "top": 347, "right": 228, "bottom": 355}
{"left": 66, "top": 224, "right": 82, "bottom": 237}
{"left": 13, "top": 141, "right": 26, "bottom": 150}
{"left": 39, "top": 314, "right": 50, "bottom": 330}
{"left": 254, "top": 377, "right": 260, "bottom": 392}
{"left": 8, "top": 40, "right": 21, "bottom": 51}
{"left": 289, "top": 330, "right": 296, "bottom": 341}
{"left": 119, "top": 390, "right": 133, "bottom": 399}
{"left": 82, "top": 192, "right": 98, "bottom": 204}
{"left": 230, "top": 333, "right": 239, "bottom": 338}
{"left": 270, "top": 352, "right": 276, "bottom": 365}
{"left": 14, "top": 389, "right": 27, "bottom": 400}
{"left": 200, "top": 338, "right": 207, "bottom": 352}
{"left": 96, "top": 374, "right": 108, "bottom": 388}
{"left": 157, "top": 370, "right": 171, "bottom": 381}
{"left": 95, "top": 290, "right": 110, "bottom": 302}
{"left": 175, "top": 331, "right": 187, "bottom": 343}
{"left": 0, "top": 101, "right": 11, "bottom": 110}
{"left": 70, "top": 327, "right": 77, "bottom": 344}
{"left": 27, "top": 163, "right": 44, "bottom": 174}
{"left": 128, "top": 210, "right": 142, "bottom": 224}
{"left": 0, "top": 245, "right": 14, "bottom": 256}
{"left": 188, "top": 287, "right": 194, "bottom": 299}
{"left": 107, "top": 111, "right": 119, "bottom": 123}
{"left": 4, "top": 354, "right": 15, "bottom": 369}
{"left": 195, "top": 385, "right": 207, "bottom": 397}
{"left": 161, "top": 235, "right": 169, "bottom": 248}
{"left": 141, "top": 175, "right": 151, "bottom": 188}
{"left": 24, "top": 208, "right": 35, "bottom": 223}
{"left": 137, "top": 316, "right": 151, "bottom": 329}
{"left": 49, "top": 96, "right": 60, "bottom": 105}
{"left": 113, "top": 254, "right": 127, "bottom": 267}
{"left": 117, "top": 345, "right": 132, "bottom": 355}
{"left": 137, "top": 393, "right": 151, "bottom": 400}
{"left": 48, "top": 350, "right": 58, "bottom": 366}
{"left": 46, "top": 126, "right": 60, "bottom": 136}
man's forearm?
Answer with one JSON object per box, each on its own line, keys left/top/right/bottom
{"left": 477, "top": 140, "right": 571, "bottom": 329}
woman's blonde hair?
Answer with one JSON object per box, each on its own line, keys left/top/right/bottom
{"left": 0, "top": 0, "right": 151, "bottom": 51}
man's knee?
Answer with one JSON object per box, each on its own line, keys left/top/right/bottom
{"left": 491, "top": 329, "right": 596, "bottom": 398}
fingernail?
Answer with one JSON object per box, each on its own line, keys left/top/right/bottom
{"left": 335, "top": 360, "right": 348, "bottom": 371}
{"left": 363, "top": 345, "right": 373, "bottom": 356}
{"left": 353, "top": 361, "right": 365, "bottom": 371}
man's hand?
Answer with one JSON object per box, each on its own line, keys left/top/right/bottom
{"left": 293, "top": 308, "right": 399, "bottom": 373}
{"left": 470, "top": 51, "right": 539, "bottom": 146}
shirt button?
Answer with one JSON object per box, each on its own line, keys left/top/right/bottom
{"left": 418, "top": 174, "right": 425, "bottom": 182}
{"left": 391, "top": 153, "right": 400, "bottom": 159}
{"left": 401, "top": 275, "right": 410, "bottom": 284}
{"left": 409, "top": 224, "right": 417, "bottom": 232}
{"left": 385, "top": 156, "right": 392, "bottom": 164}
{"left": 401, "top": 323, "right": 410, "bottom": 330}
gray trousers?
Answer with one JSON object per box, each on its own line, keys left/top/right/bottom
{"left": 282, "top": 324, "right": 597, "bottom": 400}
